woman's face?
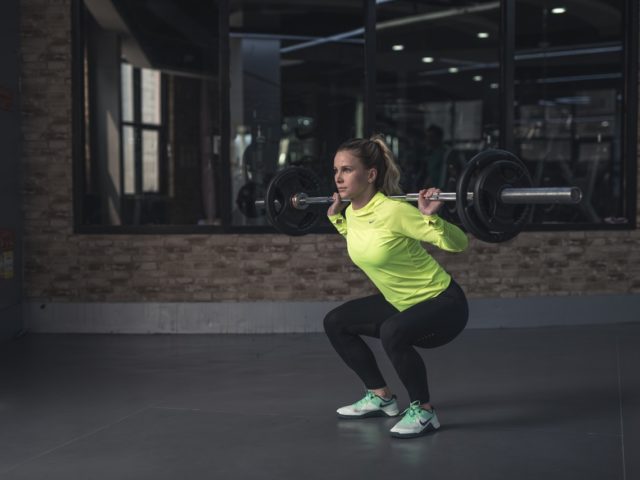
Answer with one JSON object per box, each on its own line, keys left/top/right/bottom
{"left": 333, "top": 150, "right": 376, "bottom": 201}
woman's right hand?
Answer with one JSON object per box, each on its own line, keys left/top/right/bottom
{"left": 327, "top": 192, "right": 345, "bottom": 216}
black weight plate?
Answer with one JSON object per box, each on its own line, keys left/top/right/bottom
{"left": 456, "top": 149, "right": 528, "bottom": 243}
{"left": 265, "top": 167, "right": 322, "bottom": 236}
{"left": 439, "top": 171, "right": 462, "bottom": 226}
{"left": 236, "top": 181, "right": 262, "bottom": 218}
{"left": 473, "top": 159, "right": 533, "bottom": 233}
{"left": 456, "top": 151, "right": 496, "bottom": 242}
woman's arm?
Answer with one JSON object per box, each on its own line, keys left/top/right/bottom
{"left": 389, "top": 200, "right": 468, "bottom": 252}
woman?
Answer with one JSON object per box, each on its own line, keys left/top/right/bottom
{"left": 324, "top": 134, "right": 469, "bottom": 439}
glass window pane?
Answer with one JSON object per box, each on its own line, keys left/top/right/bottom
{"left": 123, "top": 126, "right": 136, "bottom": 194}
{"left": 375, "top": 1, "right": 501, "bottom": 198}
{"left": 229, "top": 0, "right": 365, "bottom": 227}
{"left": 80, "top": 0, "right": 221, "bottom": 226}
{"left": 515, "top": 0, "right": 626, "bottom": 225}
{"left": 141, "top": 68, "right": 161, "bottom": 125}
{"left": 142, "top": 129, "right": 160, "bottom": 192}
{"left": 121, "top": 63, "right": 134, "bottom": 123}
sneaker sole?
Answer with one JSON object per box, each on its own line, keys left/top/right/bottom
{"left": 337, "top": 409, "right": 399, "bottom": 419}
{"left": 390, "top": 423, "right": 440, "bottom": 439}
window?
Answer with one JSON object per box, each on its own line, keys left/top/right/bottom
{"left": 73, "top": 0, "right": 637, "bottom": 232}
{"left": 77, "top": 0, "right": 221, "bottom": 227}
{"left": 375, "top": 0, "right": 501, "bottom": 222}
{"left": 228, "top": 0, "right": 365, "bottom": 228}
{"left": 514, "top": 0, "right": 632, "bottom": 226}
{"left": 120, "top": 64, "right": 162, "bottom": 196}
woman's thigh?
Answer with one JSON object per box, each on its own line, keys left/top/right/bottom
{"left": 324, "top": 294, "right": 399, "bottom": 338}
{"left": 381, "top": 281, "right": 469, "bottom": 349}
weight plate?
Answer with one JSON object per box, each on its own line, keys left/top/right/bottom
{"left": 264, "top": 167, "right": 322, "bottom": 236}
{"left": 236, "top": 181, "right": 262, "bottom": 218}
{"left": 457, "top": 149, "right": 530, "bottom": 243}
{"left": 439, "top": 170, "right": 461, "bottom": 226}
{"left": 473, "top": 159, "right": 532, "bottom": 234}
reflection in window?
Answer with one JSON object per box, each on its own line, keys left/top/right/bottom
{"left": 120, "top": 63, "right": 162, "bottom": 195}
{"left": 514, "top": 0, "right": 626, "bottom": 225}
{"left": 122, "top": 126, "right": 135, "bottom": 194}
{"left": 229, "top": 0, "right": 365, "bottom": 226}
{"left": 121, "top": 63, "right": 134, "bottom": 123}
{"left": 80, "top": 0, "right": 221, "bottom": 226}
{"left": 375, "top": 1, "right": 501, "bottom": 201}
{"left": 75, "top": 0, "right": 635, "bottom": 232}
{"left": 141, "top": 68, "right": 161, "bottom": 125}
{"left": 142, "top": 130, "right": 159, "bottom": 192}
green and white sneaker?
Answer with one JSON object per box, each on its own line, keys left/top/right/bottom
{"left": 337, "top": 391, "right": 400, "bottom": 419}
{"left": 389, "top": 401, "right": 440, "bottom": 438}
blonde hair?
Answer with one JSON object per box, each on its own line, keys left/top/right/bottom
{"left": 336, "top": 134, "right": 403, "bottom": 195}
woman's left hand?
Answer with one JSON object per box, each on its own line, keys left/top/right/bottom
{"left": 418, "top": 188, "right": 444, "bottom": 216}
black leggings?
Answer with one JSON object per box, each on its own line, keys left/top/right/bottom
{"left": 323, "top": 279, "right": 468, "bottom": 404}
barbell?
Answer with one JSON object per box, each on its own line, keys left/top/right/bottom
{"left": 251, "top": 149, "right": 583, "bottom": 243}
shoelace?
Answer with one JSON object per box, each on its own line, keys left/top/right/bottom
{"left": 354, "top": 390, "right": 377, "bottom": 408}
{"left": 399, "top": 401, "right": 427, "bottom": 423}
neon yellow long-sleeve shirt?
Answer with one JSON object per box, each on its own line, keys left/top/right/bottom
{"left": 328, "top": 191, "right": 468, "bottom": 311}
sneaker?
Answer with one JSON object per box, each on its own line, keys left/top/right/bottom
{"left": 389, "top": 401, "right": 440, "bottom": 438}
{"left": 336, "top": 391, "right": 400, "bottom": 419}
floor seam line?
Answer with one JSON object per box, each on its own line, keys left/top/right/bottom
{"left": 0, "top": 403, "right": 158, "bottom": 476}
{"left": 616, "top": 336, "right": 627, "bottom": 480}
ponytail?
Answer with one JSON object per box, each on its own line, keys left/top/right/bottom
{"left": 336, "top": 134, "right": 403, "bottom": 195}
{"left": 368, "top": 134, "right": 402, "bottom": 195}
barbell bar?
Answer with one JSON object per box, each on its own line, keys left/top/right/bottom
{"left": 249, "top": 149, "right": 584, "bottom": 242}
{"left": 255, "top": 186, "right": 582, "bottom": 210}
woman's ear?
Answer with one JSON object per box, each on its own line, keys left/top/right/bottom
{"left": 368, "top": 168, "right": 378, "bottom": 184}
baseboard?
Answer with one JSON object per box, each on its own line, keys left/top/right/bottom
{"left": 23, "top": 294, "right": 640, "bottom": 334}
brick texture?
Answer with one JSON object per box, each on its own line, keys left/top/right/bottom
{"left": 19, "top": 0, "right": 640, "bottom": 303}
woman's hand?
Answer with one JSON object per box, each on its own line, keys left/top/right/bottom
{"left": 418, "top": 187, "right": 444, "bottom": 216}
{"left": 327, "top": 192, "right": 346, "bottom": 216}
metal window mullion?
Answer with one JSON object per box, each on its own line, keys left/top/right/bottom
{"left": 133, "top": 68, "right": 143, "bottom": 194}
{"left": 122, "top": 121, "right": 161, "bottom": 130}
{"left": 500, "top": 0, "right": 515, "bottom": 151}
{"left": 623, "top": 0, "right": 638, "bottom": 227}
{"left": 363, "top": 0, "right": 376, "bottom": 136}
{"left": 71, "top": 0, "right": 85, "bottom": 231}
{"left": 219, "top": 0, "right": 231, "bottom": 229}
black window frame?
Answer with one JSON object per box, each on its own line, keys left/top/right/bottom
{"left": 72, "top": 0, "right": 638, "bottom": 234}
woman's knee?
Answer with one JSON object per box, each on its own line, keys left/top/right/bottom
{"left": 379, "top": 319, "right": 404, "bottom": 350}
{"left": 323, "top": 308, "right": 346, "bottom": 335}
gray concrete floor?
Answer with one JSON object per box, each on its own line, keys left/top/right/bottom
{"left": 0, "top": 324, "right": 638, "bottom": 480}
